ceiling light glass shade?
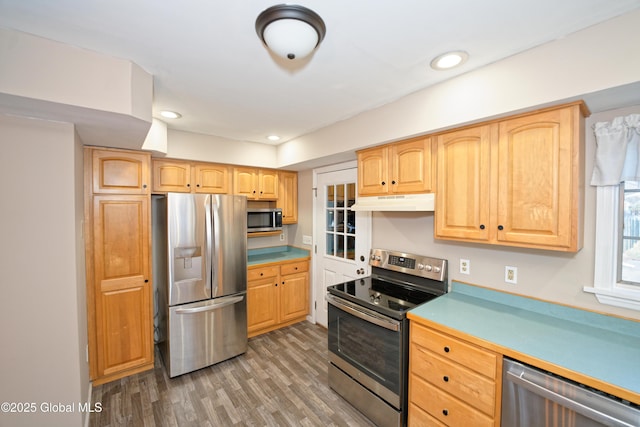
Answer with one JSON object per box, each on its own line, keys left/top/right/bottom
{"left": 430, "top": 51, "right": 469, "bottom": 70}
{"left": 256, "top": 4, "right": 326, "bottom": 60}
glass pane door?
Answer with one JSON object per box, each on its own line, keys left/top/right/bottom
{"left": 325, "top": 182, "right": 356, "bottom": 260}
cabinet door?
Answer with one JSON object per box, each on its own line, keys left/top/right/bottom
{"left": 247, "top": 276, "right": 279, "bottom": 335}
{"left": 152, "top": 159, "right": 192, "bottom": 193}
{"left": 280, "top": 272, "right": 308, "bottom": 322}
{"left": 91, "top": 149, "right": 150, "bottom": 194}
{"left": 194, "top": 163, "right": 229, "bottom": 194}
{"left": 258, "top": 169, "right": 279, "bottom": 200}
{"left": 391, "top": 137, "right": 433, "bottom": 193}
{"left": 497, "top": 107, "right": 577, "bottom": 249}
{"left": 278, "top": 171, "right": 298, "bottom": 224}
{"left": 435, "top": 125, "right": 494, "bottom": 241}
{"left": 357, "top": 146, "right": 389, "bottom": 196}
{"left": 92, "top": 195, "right": 152, "bottom": 378}
{"left": 233, "top": 167, "right": 258, "bottom": 198}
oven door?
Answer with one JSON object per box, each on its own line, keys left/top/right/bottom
{"left": 327, "top": 294, "right": 406, "bottom": 408}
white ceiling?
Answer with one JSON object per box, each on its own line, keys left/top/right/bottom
{"left": 1, "top": 0, "right": 639, "bottom": 145}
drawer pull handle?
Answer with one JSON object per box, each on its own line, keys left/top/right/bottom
{"left": 442, "top": 409, "right": 449, "bottom": 416}
{"left": 443, "top": 375, "right": 449, "bottom": 382}
{"left": 444, "top": 346, "right": 450, "bottom": 353}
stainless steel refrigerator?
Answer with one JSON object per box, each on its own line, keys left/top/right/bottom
{"left": 153, "top": 193, "right": 247, "bottom": 378}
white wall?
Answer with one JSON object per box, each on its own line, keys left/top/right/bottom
{"left": 0, "top": 114, "right": 88, "bottom": 427}
{"left": 164, "top": 128, "right": 278, "bottom": 168}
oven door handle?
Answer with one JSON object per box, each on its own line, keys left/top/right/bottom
{"left": 326, "top": 294, "right": 400, "bottom": 332}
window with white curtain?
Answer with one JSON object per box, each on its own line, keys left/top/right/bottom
{"left": 585, "top": 113, "right": 640, "bottom": 311}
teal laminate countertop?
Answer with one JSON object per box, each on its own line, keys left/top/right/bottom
{"left": 247, "top": 245, "right": 310, "bottom": 266}
{"left": 408, "top": 281, "right": 640, "bottom": 404}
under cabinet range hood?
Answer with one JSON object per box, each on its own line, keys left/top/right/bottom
{"left": 350, "top": 193, "right": 435, "bottom": 212}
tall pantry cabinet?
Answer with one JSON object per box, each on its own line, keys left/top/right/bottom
{"left": 84, "top": 147, "right": 154, "bottom": 385}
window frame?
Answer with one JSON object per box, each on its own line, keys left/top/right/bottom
{"left": 584, "top": 185, "right": 640, "bottom": 311}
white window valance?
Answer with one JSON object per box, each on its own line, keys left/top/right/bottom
{"left": 590, "top": 113, "right": 640, "bottom": 186}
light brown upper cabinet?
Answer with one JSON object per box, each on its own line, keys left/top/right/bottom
{"left": 152, "top": 159, "right": 191, "bottom": 192}
{"left": 277, "top": 170, "right": 298, "bottom": 224}
{"left": 152, "top": 159, "right": 230, "bottom": 194}
{"left": 357, "top": 136, "right": 433, "bottom": 196}
{"left": 85, "top": 147, "right": 153, "bottom": 385}
{"left": 193, "top": 163, "right": 230, "bottom": 193}
{"left": 91, "top": 149, "right": 150, "bottom": 194}
{"left": 233, "top": 167, "right": 278, "bottom": 200}
{"left": 435, "top": 101, "right": 588, "bottom": 252}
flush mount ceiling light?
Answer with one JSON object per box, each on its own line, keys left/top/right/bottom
{"left": 267, "top": 135, "right": 281, "bottom": 142}
{"left": 430, "top": 51, "right": 469, "bottom": 70}
{"left": 255, "top": 4, "right": 326, "bottom": 60}
{"left": 159, "top": 110, "right": 182, "bottom": 119}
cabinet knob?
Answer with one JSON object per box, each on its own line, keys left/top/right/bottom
{"left": 498, "top": 225, "right": 504, "bottom": 230}
{"left": 187, "top": 183, "right": 190, "bottom": 187}
{"left": 443, "top": 375, "right": 449, "bottom": 382}
{"left": 391, "top": 180, "right": 396, "bottom": 185}
{"left": 381, "top": 181, "right": 386, "bottom": 185}
{"left": 144, "top": 279, "right": 149, "bottom": 283}
{"left": 442, "top": 409, "right": 449, "bottom": 416}
{"left": 143, "top": 184, "right": 147, "bottom": 189}
{"left": 479, "top": 224, "right": 485, "bottom": 230}
{"left": 197, "top": 184, "right": 200, "bottom": 187}
{"left": 260, "top": 272, "right": 264, "bottom": 276}
{"left": 444, "top": 346, "right": 450, "bottom": 353}
{"left": 275, "top": 283, "right": 278, "bottom": 287}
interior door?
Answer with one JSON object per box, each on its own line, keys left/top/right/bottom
{"left": 314, "top": 166, "right": 371, "bottom": 327}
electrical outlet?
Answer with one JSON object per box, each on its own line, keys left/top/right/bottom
{"left": 302, "top": 235, "right": 312, "bottom": 245}
{"left": 279, "top": 233, "right": 285, "bottom": 241}
{"left": 460, "top": 259, "right": 470, "bottom": 275}
{"left": 505, "top": 266, "right": 518, "bottom": 284}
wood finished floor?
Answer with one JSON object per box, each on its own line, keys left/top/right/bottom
{"left": 89, "top": 322, "right": 376, "bottom": 427}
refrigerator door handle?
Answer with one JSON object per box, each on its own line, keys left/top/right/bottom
{"left": 204, "top": 195, "right": 213, "bottom": 296}
{"left": 175, "top": 295, "right": 245, "bottom": 315}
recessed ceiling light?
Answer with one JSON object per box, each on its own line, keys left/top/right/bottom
{"left": 267, "top": 135, "right": 281, "bottom": 142}
{"left": 159, "top": 110, "right": 182, "bottom": 119}
{"left": 430, "top": 51, "right": 469, "bottom": 70}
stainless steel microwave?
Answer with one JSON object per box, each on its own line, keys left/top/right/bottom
{"left": 247, "top": 208, "right": 283, "bottom": 233}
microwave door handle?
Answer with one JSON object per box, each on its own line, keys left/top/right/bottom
{"left": 505, "top": 371, "right": 635, "bottom": 427}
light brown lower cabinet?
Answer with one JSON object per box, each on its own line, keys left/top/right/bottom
{"left": 247, "top": 259, "right": 309, "bottom": 337}
{"left": 408, "top": 321, "right": 502, "bottom": 426}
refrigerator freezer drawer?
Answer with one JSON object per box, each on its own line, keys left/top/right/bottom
{"left": 163, "top": 293, "right": 248, "bottom": 377}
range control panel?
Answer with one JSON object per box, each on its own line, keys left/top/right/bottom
{"left": 369, "top": 248, "right": 447, "bottom": 282}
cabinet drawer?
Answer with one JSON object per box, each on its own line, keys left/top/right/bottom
{"left": 408, "top": 402, "right": 447, "bottom": 427}
{"left": 411, "top": 343, "right": 495, "bottom": 415}
{"left": 280, "top": 261, "right": 308, "bottom": 276}
{"left": 411, "top": 323, "right": 497, "bottom": 378}
{"left": 411, "top": 375, "right": 494, "bottom": 427}
{"left": 248, "top": 266, "right": 279, "bottom": 282}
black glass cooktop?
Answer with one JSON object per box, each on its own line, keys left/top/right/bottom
{"left": 327, "top": 276, "right": 441, "bottom": 319}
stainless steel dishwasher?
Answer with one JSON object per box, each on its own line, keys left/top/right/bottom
{"left": 502, "top": 358, "right": 640, "bottom": 427}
